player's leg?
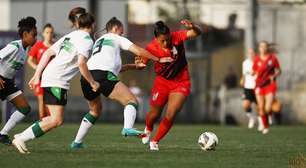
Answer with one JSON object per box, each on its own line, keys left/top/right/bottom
{"left": 255, "top": 93, "right": 269, "bottom": 134}
{"left": 12, "top": 104, "right": 64, "bottom": 154}
{"left": 108, "top": 81, "right": 143, "bottom": 136}
{"left": 142, "top": 105, "right": 163, "bottom": 144}
{"left": 37, "top": 95, "right": 46, "bottom": 120}
{"left": 150, "top": 92, "right": 187, "bottom": 150}
{"left": 264, "top": 93, "right": 274, "bottom": 125}
{"left": 242, "top": 99, "right": 255, "bottom": 129}
{"left": 0, "top": 93, "right": 31, "bottom": 145}
{"left": 71, "top": 96, "right": 102, "bottom": 148}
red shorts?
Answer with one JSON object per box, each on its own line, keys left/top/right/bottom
{"left": 34, "top": 81, "right": 44, "bottom": 96}
{"left": 255, "top": 82, "right": 277, "bottom": 96}
{"left": 150, "top": 76, "right": 191, "bottom": 106}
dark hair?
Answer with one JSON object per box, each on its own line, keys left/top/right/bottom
{"left": 18, "top": 16, "right": 37, "bottom": 38}
{"left": 259, "top": 40, "right": 278, "bottom": 54}
{"left": 154, "top": 21, "right": 170, "bottom": 37}
{"left": 78, "top": 13, "right": 95, "bottom": 29}
{"left": 105, "top": 17, "right": 123, "bottom": 32}
{"left": 43, "top": 23, "right": 53, "bottom": 31}
{"left": 68, "top": 7, "right": 86, "bottom": 26}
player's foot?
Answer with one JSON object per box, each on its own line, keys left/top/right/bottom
{"left": 12, "top": 138, "right": 30, "bottom": 154}
{"left": 70, "top": 142, "right": 85, "bottom": 149}
{"left": 0, "top": 134, "right": 12, "bottom": 145}
{"left": 262, "top": 128, "right": 269, "bottom": 134}
{"left": 268, "top": 115, "right": 273, "bottom": 125}
{"left": 149, "top": 141, "right": 159, "bottom": 151}
{"left": 248, "top": 117, "right": 256, "bottom": 129}
{"left": 142, "top": 127, "right": 151, "bottom": 144}
{"left": 121, "top": 128, "right": 145, "bottom": 137}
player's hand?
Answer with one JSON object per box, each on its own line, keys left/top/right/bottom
{"left": 28, "top": 75, "right": 40, "bottom": 90}
{"left": 0, "top": 77, "right": 5, "bottom": 90}
{"left": 90, "top": 81, "right": 100, "bottom": 92}
{"left": 135, "top": 56, "right": 146, "bottom": 70}
{"left": 159, "top": 57, "right": 174, "bottom": 63}
{"left": 180, "top": 19, "right": 194, "bottom": 29}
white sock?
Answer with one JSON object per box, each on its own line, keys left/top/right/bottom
{"left": 74, "top": 118, "right": 94, "bottom": 143}
{"left": 18, "top": 124, "right": 35, "bottom": 142}
{"left": 0, "top": 110, "right": 25, "bottom": 135}
{"left": 123, "top": 104, "right": 137, "bottom": 129}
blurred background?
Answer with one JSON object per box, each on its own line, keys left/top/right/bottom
{"left": 1, "top": 0, "right": 306, "bottom": 125}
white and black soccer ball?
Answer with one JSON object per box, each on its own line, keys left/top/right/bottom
{"left": 198, "top": 132, "right": 218, "bottom": 151}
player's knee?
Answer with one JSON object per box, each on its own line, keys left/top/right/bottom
{"left": 50, "top": 118, "right": 63, "bottom": 128}
{"left": 17, "top": 106, "right": 31, "bottom": 115}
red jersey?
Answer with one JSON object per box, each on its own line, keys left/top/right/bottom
{"left": 28, "top": 41, "right": 50, "bottom": 64}
{"left": 252, "top": 54, "right": 280, "bottom": 88}
{"left": 145, "top": 30, "right": 190, "bottom": 81}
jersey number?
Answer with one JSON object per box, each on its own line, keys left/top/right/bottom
{"left": 92, "top": 38, "right": 104, "bottom": 55}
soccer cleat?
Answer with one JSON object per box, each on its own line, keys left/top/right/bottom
{"left": 0, "top": 134, "right": 12, "bottom": 145}
{"left": 262, "top": 128, "right": 269, "bottom": 135}
{"left": 248, "top": 117, "right": 256, "bottom": 129}
{"left": 12, "top": 138, "right": 30, "bottom": 154}
{"left": 70, "top": 142, "right": 85, "bottom": 149}
{"left": 149, "top": 141, "right": 159, "bottom": 151}
{"left": 121, "top": 128, "right": 146, "bottom": 137}
{"left": 142, "top": 128, "right": 151, "bottom": 144}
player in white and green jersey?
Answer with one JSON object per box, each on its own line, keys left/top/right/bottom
{"left": 12, "top": 13, "right": 99, "bottom": 154}
{"left": 70, "top": 17, "right": 173, "bottom": 149}
{"left": 0, "top": 17, "right": 37, "bottom": 145}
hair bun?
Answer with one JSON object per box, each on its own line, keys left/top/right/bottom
{"left": 155, "top": 21, "right": 164, "bottom": 28}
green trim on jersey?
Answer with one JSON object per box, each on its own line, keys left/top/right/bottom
{"left": 107, "top": 71, "right": 119, "bottom": 81}
{"left": 84, "top": 35, "right": 92, "bottom": 40}
{"left": 102, "top": 39, "right": 113, "bottom": 47}
{"left": 50, "top": 87, "right": 62, "bottom": 101}
{"left": 10, "top": 42, "right": 20, "bottom": 49}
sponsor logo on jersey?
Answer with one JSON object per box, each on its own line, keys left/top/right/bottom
{"left": 152, "top": 92, "right": 159, "bottom": 101}
{"left": 268, "top": 60, "right": 273, "bottom": 66}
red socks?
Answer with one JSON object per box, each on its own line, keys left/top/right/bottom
{"left": 152, "top": 118, "right": 173, "bottom": 142}
{"left": 261, "top": 115, "right": 269, "bottom": 128}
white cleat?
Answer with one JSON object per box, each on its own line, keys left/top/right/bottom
{"left": 248, "top": 117, "right": 256, "bottom": 129}
{"left": 142, "top": 128, "right": 151, "bottom": 144}
{"left": 12, "top": 138, "right": 30, "bottom": 154}
{"left": 262, "top": 128, "right": 269, "bottom": 135}
{"left": 149, "top": 141, "right": 159, "bottom": 151}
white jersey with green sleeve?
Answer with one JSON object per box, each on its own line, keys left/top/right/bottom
{"left": 87, "top": 33, "right": 133, "bottom": 76}
{"left": 41, "top": 30, "right": 93, "bottom": 90}
{"left": 0, "top": 40, "right": 27, "bottom": 79}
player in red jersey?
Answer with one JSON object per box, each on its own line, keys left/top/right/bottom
{"left": 28, "top": 23, "right": 54, "bottom": 120}
{"left": 140, "top": 20, "right": 201, "bottom": 150}
{"left": 252, "top": 41, "right": 281, "bottom": 134}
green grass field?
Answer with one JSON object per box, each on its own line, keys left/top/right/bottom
{"left": 0, "top": 124, "right": 305, "bottom": 168}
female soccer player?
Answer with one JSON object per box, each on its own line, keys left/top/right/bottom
{"left": 12, "top": 13, "right": 99, "bottom": 154}
{"left": 70, "top": 17, "right": 173, "bottom": 149}
{"left": 0, "top": 17, "right": 37, "bottom": 145}
{"left": 140, "top": 20, "right": 202, "bottom": 150}
{"left": 253, "top": 41, "right": 281, "bottom": 134}
{"left": 240, "top": 48, "right": 257, "bottom": 129}
{"left": 28, "top": 23, "right": 54, "bottom": 120}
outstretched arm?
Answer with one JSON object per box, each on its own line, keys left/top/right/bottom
{"left": 180, "top": 19, "right": 202, "bottom": 39}
{"left": 129, "top": 44, "right": 173, "bottom": 63}
{"left": 28, "top": 48, "right": 55, "bottom": 89}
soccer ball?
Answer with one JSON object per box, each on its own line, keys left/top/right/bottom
{"left": 198, "top": 132, "right": 218, "bottom": 151}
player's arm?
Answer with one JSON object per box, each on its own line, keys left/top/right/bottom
{"left": 78, "top": 55, "right": 99, "bottom": 92}
{"left": 181, "top": 19, "right": 202, "bottom": 39}
{"left": 28, "top": 48, "right": 55, "bottom": 89}
{"left": 128, "top": 44, "right": 173, "bottom": 63}
{"left": 27, "top": 56, "right": 37, "bottom": 69}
